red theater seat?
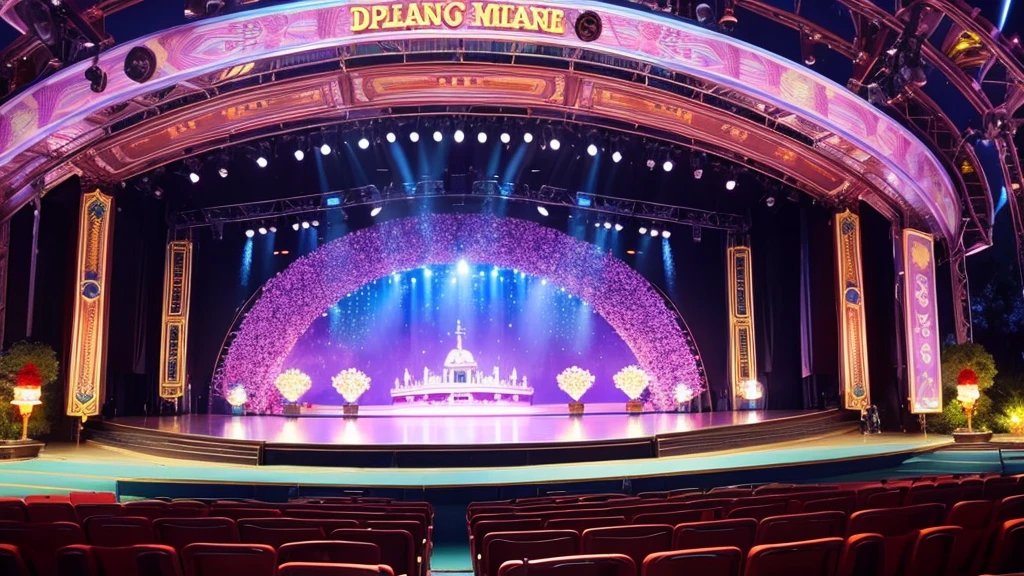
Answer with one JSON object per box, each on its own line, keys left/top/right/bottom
{"left": 330, "top": 528, "right": 415, "bottom": 576}
{"left": 984, "top": 476, "right": 1023, "bottom": 501}
{"left": 25, "top": 495, "right": 70, "bottom": 503}
{"left": 641, "top": 547, "right": 743, "bottom": 576}
{"left": 0, "top": 521, "right": 85, "bottom": 576}
{"left": 755, "top": 511, "right": 846, "bottom": 545}
{"left": 945, "top": 501, "right": 994, "bottom": 575}
{"left": 847, "top": 504, "right": 946, "bottom": 576}
{"left": 672, "top": 519, "right": 758, "bottom": 556}
{"left": 985, "top": 518, "right": 1024, "bottom": 575}
{"left": 727, "top": 502, "right": 788, "bottom": 522}
{"left": 182, "top": 543, "right": 277, "bottom": 576}
{"left": 497, "top": 554, "right": 635, "bottom": 576}
{"left": 471, "top": 518, "right": 544, "bottom": 569}
{"left": 545, "top": 516, "right": 627, "bottom": 533}
{"left": 0, "top": 543, "right": 30, "bottom": 576}
{"left": 279, "top": 563, "right": 394, "bottom": 576}
{"left": 239, "top": 523, "right": 325, "bottom": 548}
{"left": 904, "top": 526, "right": 962, "bottom": 576}
{"left": 69, "top": 493, "right": 117, "bottom": 505}
{"left": 632, "top": 508, "right": 717, "bottom": 525}
{"left": 278, "top": 540, "right": 381, "bottom": 565}
{"left": 744, "top": 537, "right": 844, "bottom": 576}
{"left": 85, "top": 516, "right": 157, "bottom": 547}
{"left": 26, "top": 501, "right": 77, "bottom": 523}
{"left": 836, "top": 533, "right": 884, "bottom": 576}
{"left": 75, "top": 504, "right": 123, "bottom": 523}
{"left": 801, "top": 495, "right": 856, "bottom": 515}
{"left": 580, "top": 524, "right": 672, "bottom": 571}
{"left": 207, "top": 507, "right": 280, "bottom": 521}
{"left": 154, "top": 517, "right": 239, "bottom": 550}
{"left": 58, "top": 544, "right": 184, "bottom": 576}
{"left": 995, "top": 495, "right": 1024, "bottom": 524}
{"left": 0, "top": 499, "right": 28, "bottom": 522}
{"left": 480, "top": 530, "right": 579, "bottom": 576}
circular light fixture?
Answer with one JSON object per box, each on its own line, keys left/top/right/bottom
{"left": 614, "top": 223, "right": 623, "bottom": 231}
{"left": 385, "top": 132, "right": 397, "bottom": 144}
{"left": 245, "top": 229, "right": 255, "bottom": 238}
{"left": 500, "top": 132, "right": 511, "bottom": 144}
{"left": 454, "top": 129, "right": 465, "bottom": 143}
{"left": 587, "top": 144, "right": 598, "bottom": 157}
{"left": 256, "top": 157, "right": 268, "bottom": 168}
{"left": 370, "top": 206, "right": 383, "bottom": 217}
{"left": 301, "top": 221, "right": 311, "bottom": 229}
{"left": 311, "top": 220, "right": 320, "bottom": 227}
{"left": 726, "top": 179, "right": 737, "bottom": 191}
{"left": 294, "top": 149, "right": 304, "bottom": 161}
{"left": 524, "top": 132, "right": 534, "bottom": 143}
{"left": 477, "top": 132, "right": 488, "bottom": 144}
{"left": 638, "top": 227, "right": 648, "bottom": 235}
{"left": 603, "top": 221, "right": 612, "bottom": 229}
{"left": 292, "top": 223, "right": 300, "bottom": 231}
{"left": 433, "top": 131, "right": 443, "bottom": 142}
{"left": 269, "top": 226, "right": 278, "bottom": 233}
{"left": 218, "top": 167, "right": 229, "bottom": 178}
{"left": 537, "top": 206, "right": 549, "bottom": 217}
{"left": 549, "top": 138, "right": 561, "bottom": 151}
{"left": 651, "top": 229, "right": 660, "bottom": 237}
{"left": 612, "top": 151, "right": 623, "bottom": 163}
{"left": 358, "top": 138, "right": 370, "bottom": 149}
{"left": 662, "top": 230, "right": 672, "bottom": 239}
{"left": 258, "top": 227, "right": 268, "bottom": 235}
{"left": 320, "top": 143, "right": 332, "bottom": 155}
{"left": 663, "top": 160, "right": 674, "bottom": 172}
{"left": 409, "top": 131, "right": 420, "bottom": 143}
{"left": 188, "top": 172, "right": 200, "bottom": 184}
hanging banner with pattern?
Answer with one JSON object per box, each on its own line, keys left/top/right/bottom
{"left": 160, "top": 240, "right": 193, "bottom": 399}
{"left": 903, "top": 229, "right": 943, "bottom": 414}
{"left": 834, "top": 210, "right": 871, "bottom": 411}
{"left": 67, "top": 190, "right": 114, "bottom": 420}
{"left": 727, "top": 244, "right": 757, "bottom": 408}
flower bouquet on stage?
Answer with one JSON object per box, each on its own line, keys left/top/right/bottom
{"left": 558, "top": 366, "right": 594, "bottom": 416}
{"left": 334, "top": 368, "right": 371, "bottom": 417}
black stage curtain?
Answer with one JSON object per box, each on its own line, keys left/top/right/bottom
{"left": 807, "top": 206, "right": 839, "bottom": 408}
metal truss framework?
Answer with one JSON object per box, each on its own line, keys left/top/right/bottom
{"left": 0, "top": 219, "right": 8, "bottom": 349}
{"left": 172, "top": 182, "right": 748, "bottom": 233}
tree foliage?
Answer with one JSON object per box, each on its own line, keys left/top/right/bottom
{"left": 927, "top": 342, "right": 998, "bottom": 434}
{"left": 0, "top": 342, "right": 60, "bottom": 440}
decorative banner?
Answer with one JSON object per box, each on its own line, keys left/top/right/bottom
{"left": 834, "top": 210, "right": 871, "bottom": 411}
{"left": 159, "top": 240, "right": 193, "bottom": 399}
{"left": 727, "top": 243, "right": 757, "bottom": 409}
{"left": 67, "top": 190, "right": 114, "bottom": 420}
{"left": 904, "top": 229, "right": 943, "bottom": 414}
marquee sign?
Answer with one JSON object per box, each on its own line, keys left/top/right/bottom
{"left": 350, "top": 2, "right": 566, "bottom": 34}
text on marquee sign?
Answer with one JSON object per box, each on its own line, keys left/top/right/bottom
{"left": 350, "top": 1, "right": 567, "bottom": 34}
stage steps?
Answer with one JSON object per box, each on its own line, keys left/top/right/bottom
{"left": 85, "top": 422, "right": 263, "bottom": 466}
{"left": 655, "top": 409, "right": 858, "bottom": 457}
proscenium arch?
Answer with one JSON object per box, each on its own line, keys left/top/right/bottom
{"left": 0, "top": 0, "right": 957, "bottom": 243}
{"left": 218, "top": 214, "right": 706, "bottom": 413}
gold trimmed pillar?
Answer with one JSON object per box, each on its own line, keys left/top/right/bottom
{"left": 727, "top": 236, "right": 758, "bottom": 409}
{"left": 67, "top": 190, "right": 115, "bottom": 420}
{"left": 159, "top": 240, "right": 193, "bottom": 401}
{"left": 903, "top": 229, "right": 943, "bottom": 414}
{"left": 834, "top": 210, "right": 871, "bottom": 411}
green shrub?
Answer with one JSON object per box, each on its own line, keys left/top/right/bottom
{"left": 0, "top": 342, "right": 60, "bottom": 440}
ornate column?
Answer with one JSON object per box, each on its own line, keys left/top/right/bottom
{"left": 67, "top": 190, "right": 115, "bottom": 421}
{"left": 159, "top": 240, "right": 194, "bottom": 402}
{"left": 903, "top": 229, "right": 943, "bottom": 415}
{"left": 727, "top": 235, "right": 758, "bottom": 410}
{"left": 834, "top": 210, "right": 871, "bottom": 411}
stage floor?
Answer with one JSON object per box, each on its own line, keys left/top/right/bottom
{"left": 112, "top": 409, "right": 806, "bottom": 446}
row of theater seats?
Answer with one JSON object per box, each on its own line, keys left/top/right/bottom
{"left": 467, "top": 474, "right": 1024, "bottom": 576}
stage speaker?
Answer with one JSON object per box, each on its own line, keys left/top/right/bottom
{"left": 574, "top": 11, "right": 602, "bottom": 42}
{"left": 124, "top": 46, "right": 157, "bottom": 84}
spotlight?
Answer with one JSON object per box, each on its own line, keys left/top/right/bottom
{"left": 301, "top": 221, "right": 311, "bottom": 229}
{"left": 587, "top": 144, "right": 598, "bottom": 157}
{"left": 358, "top": 137, "right": 370, "bottom": 149}
{"left": 256, "top": 156, "right": 268, "bottom": 168}
{"left": 311, "top": 220, "right": 320, "bottom": 227}
{"left": 454, "top": 129, "right": 466, "bottom": 143}
{"left": 188, "top": 172, "right": 200, "bottom": 184}
{"left": 292, "top": 223, "right": 300, "bottom": 231}
{"left": 409, "top": 131, "right": 420, "bottom": 143}
{"left": 524, "top": 132, "right": 534, "bottom": 143}
{"left": 258, "top": 227, "right": 268, "bottom": 235}
{"left": 646, "top": 159, "right": 656, "bottom": 169}
{"left": 269, "top": 226, "right": 277, "bottom": 233}
{"left": 537, "top": 206, "right": 549, "bottom": 217}
{"left": 433, "top": 131, "right": 443, "bottom": 142}
{"left": 478, "top": 132, "right": 488, "bottom": 144}
{"left": 245, "top": 229, "right": 255, "bottom": 238}
{"left": 500, "top": 132, "right": 511, "bottom": 144}
{"left": 603, "top": 221, "right": 612, "bottom": 230}
{"left": 85, "top": 64, "right": 107, "bottom": 93}
{"left": 726, "top": 179, "right": 737, "bottom": 191}
{"left": 294, "top": 149, "right": 305, "bottom": 161}
{"left": 662, "top": 230, "right": 672, "bottom": 239}
{"left": 612, "top": 151, "right": 623, "bottom": 163}
{"left": 320, "top": 143, "right": 332, "bottom": 155}
{"left": 594, "top": 223, "right": 601, "bottom": 228}
{"left": 124, "top": 46, "right": 158, "bottom": 84}
{"left": 719, "top": 8, "right": 738, "bottom": 31}
{"left": 370, "top": 206, "right": 383, "bottom": 217}
{"left": 614, "top": 223, "right": 623, "bottom": 231}
{"left": 638, "top": 226, "right": 648, "bottom": 235}
{"left": 766, "top": 196, "right": 776, "bottom": 207}
{"left": 693, "top": 168, "right": 703, "bottom": 179}
{"left": 662, "top": 160, "right": 674, "bottom": 172}
{"left": 386, "top": 132, "right": 397, "bottom": 143}
{"left": 549, "top": 138, "right": 561, "bottom": 151}
{"left": 651, "top": 229, "right": 660, "bottom": 237}
{"left": 218, "top": 167, "right": 229, "bottom": 178}
{"left": 691, "top": 153, "right": 707, "bottom": 179}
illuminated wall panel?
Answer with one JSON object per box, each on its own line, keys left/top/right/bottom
{"left": 727, "top": 243, "right": 757, "bottom": 408}
{"left": 903, "top": 229, "right": 943, "bottom": 414}
{"left": 66, "top": 190, "right": 114, "bottom": 420}
{"left": 834, "top": 210, "right": 871, "bottom": 411}
{"left": 159, "top": 240, "right": 193, "bottom": 400}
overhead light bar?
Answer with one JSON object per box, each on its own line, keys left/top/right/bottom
{"left": 537, "top": 206, "right": 549, "bottom": 217}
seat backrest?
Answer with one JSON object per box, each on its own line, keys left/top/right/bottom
{"left": 984, "top": 476, "right": 1023, "bottom": 501}
{"left": 801, "top": 495, "right": 856, "bottom": 515}
{"left": 212, "top": 508, "right": 282, "bottom": 521}
{"left": 154, "top": 517, "right": 239, "bottom": 550}
{"left": 904, "top": 526, "right": 962, "bottom": 576}
{"left": 26, "top": 501, "right": 77, "bottom": 523}
{"left": 278, "top": 540, "right": 381, "bottom": 565}
{"left": 545, "top": 516, "right": 627, "bottom": 533}
{"left": 744, "top": 537, "right": 844, "bottom": 576}
{"left": 847, "top": 504, "right": 945, "bottom": 537}
{"left": 330, "top": 528, "right": 415, "bottom": 576}
{"left": 995, "top": 494, "right": 1024, "bottom": 524}
{"left": 365, "top": 520, "right": 426, "bottom": 548}
{"left": 641, "top": 547, "right": 742, "bottom": 576}
{"left": 756, "top": 512, "right": 846, "bottom": 545}
{"left": 69, "top": 493, "right": 117, "bottom": 505}
{"left": 836, "top": 533, "right": 883, "bottom": 576}
{"left": 481, "top": 530, "right": 579, "bottom": 576}
{"left": 278, "top": 563, "right": 394, "bottom": 576}
{"left": 86, "top": 516, "right": 157, "bottom": 547}
{"left": 672, "top": 519, "right": 758, "bottom": 556}
{"left": 472, "top": 519, "right": 544, "bottom": 556}
{"left": 632, "top": 509, "right": 717, "bottom": 526}
{"left": 498, "top": 554, "right": 635, "bottom": 576}
{"left": 91, "top": 544, "right": 183, "bottom": 576}
{"left": 239, "top": 523, "right": 325, "bottom": 548}
{"left": 0, "top": 500, "right": 27, "bottom": 522}
{"left": 862, "top": 489, "right": 903, "bottom": 510}
{"left": 0, "top": 543, "right": 30, "bottom": 576}
{"left": 0, "top": 521, "right": 86, "bottom": 576}
{"left": 986, "top": 518, "right": 1024, "bottom": 575}
{"left": 54, "top": 543, "right": 95, "bottom": 576}
{"left": 182, "top": 543, "right": 276, "bottom": 576}
{"left": 727, "top": 502, "right": 788, "bottom": 522}
{"left": 945, "top": 500, "right": 993, "bottom": 529}
{"left": 75, "top": 504, "right": 124, "bottom": 524}
{"left": 581, "top": 524, "right": 673, "bottom": 571}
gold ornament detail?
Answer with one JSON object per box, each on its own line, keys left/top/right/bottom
{"left": 275, "top": 369, "right": 312, "bottom": 403}
{"left": 332, "top": 368, "right": 372, "bottom": 404}
{"left": 557, "top": 366, "right": 595, "bottom": 402}
{"left": 613, "top": 365, "right": 650, "bottom": 401}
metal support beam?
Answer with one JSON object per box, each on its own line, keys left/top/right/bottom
{"left": 950, "top": 245, "right": 973, "bottom": 343}
{"left": 0, "top": 219, "right": 8, "bottom": 349}
{"left": 25, "top": 196, "right": 40, "bottom": 338}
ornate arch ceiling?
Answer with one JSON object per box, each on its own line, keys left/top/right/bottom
{"left": 0, "top": 0, "right": 959, "bottom": 245}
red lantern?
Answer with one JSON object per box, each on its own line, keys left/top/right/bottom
{"left": 957, "top": 368, "right": 979, "bottom": 386}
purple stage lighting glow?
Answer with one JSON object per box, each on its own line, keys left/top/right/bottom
{"left": 217, "top": 215, "right": 706, "bottom": 413}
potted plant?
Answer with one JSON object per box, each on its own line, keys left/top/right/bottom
{"left": 558, "top": 367, "right": 594, "bottom": 416}
{"left": 332, "top": 368, "right": 371, "bottom": 417}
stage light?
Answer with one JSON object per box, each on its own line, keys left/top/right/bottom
{"left": 433, "top": 130, "right": 443, "bottom": 142}
{"left": 692, "top": 152, "right": 707, "bottom": 179}
{"left": 188, "top": 172, "right": 200, "bottom": 184}
{"left": 663, "top": 160, "right": 674, "bottom": 172}
{"left": 766, "top": 195, "right": 776, "bottom": 207}
{"left": 693, "top": 168, "right": 703, "bottom": 179}
{"left": 594, "top": 222, "right": 601, "bottom": 228}
{"left": 612, "top": 151, "right": 623, "bottom": 163}
{"left": 85, "top": 63, "right": 107, "bottom": 93}
{"left": 294, "top": 149, "right": 305, "bottom": 161}
{"left": 258, "top": 227, "right": 268, "bottom": 235}
{"left": 614, "top": 223, "right": 623, "bottom": 231}
{"left": 537, "top": 206, "right": 549, "bottom": 217}
{"left": 524, "top": 132, "right": 534, "bottom": 143}
{"left": 218, "top": 167, "right": 229, "bottom": 178}
{"left": 370, "top": 206, "right": 383, "bottom": 217}
{"left": 638, "top": 226, "right": 648, "bottom": 235}
{"left": 320, "top": 143, "right": 332, "bottom": 155}
{"left": 477, "top": 132, "right": 487, "bottom": 143}
{"left": 256, "top": 156, "right": 268, "bottom": 168}
{"left": 301, "top": 221, "right": 311, "bottom": 229}
{"left": 587, "top": 144, "right": 598, "bottom": 157}
{"left": 500, "top": 132, "right": 511, "bottom": 144}
{"left": 245, "top": 229, "right": 255, "bottom": 238}
{"left": 124, "top": 46, "right": 158, "bottom": 84}
{"left": 457, "top": 259, "right": 470, "bottom": 275}
{"left": 662, "top": 230, "right": 672, "bottom": 239}
{"left": 358, "top": 137, "right": 370, "bottom": 149}
{"left": 549, "top": 138, "right": 561, "bottom": 151}
{"left": 292, "top": 223, "right": 300, "bottom": 231}
{"left": 424, "top": 268, "right": 433, "bottom": 278}
{"left": 325, "top": 196, "right": 341, "bottom": 207}
{"left": 603, "top": 221, "right": 612, "bottom": 229}
{"left": 646, "top": 159, "right": 656, "bottom": 169}
{"left": 384, "top": 132, "right": 396, "bottom": 144}
{"left": 651, "top": 229, "right": 660, "bottom": 237}
{"left": 269, "top": 226, "right": 277, "bottom": 233}
{"left": 454, "top": 129, "right": 465, "bottom": 143}
{"left": 726, "top": 179, "right": 737, "bottom": 191}
{"left": 311, "top": 220, "right": 320, "bottom": 227}
{"left": 409, "top": 131, "right": 420, "bottom": 143}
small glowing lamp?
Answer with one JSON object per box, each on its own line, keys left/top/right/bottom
{"left": 11, "top": 364, "right": 43, "bottom": 440}
{"left": 739, "top": 380, "right": 763, "bottom": 401}
{"left": 956, "top": 368, "right": 981, "bottom": 432}
{"left": 675, "top": 383, "right": 696, "bottom": 404}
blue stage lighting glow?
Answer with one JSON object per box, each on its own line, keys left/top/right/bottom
{"left": 575, "top": 193, "right": 593, "bottom": 207}
{"left": 325, "top": 197, "right": 341, "bottom": 207}
{"left": 457, "top": 259, "right": 470, "bottom": 275}
{"left": 1000, "top": 0, "right": 1013, "bottom": 29}
{"left": 491, "top": 267, "right": 499, "bottom": 277}
{"left": 424, "top": 268, "right": 433, "bottom": 277}
{"left": 240, "top": 238, "right": 253, "bottom": 288}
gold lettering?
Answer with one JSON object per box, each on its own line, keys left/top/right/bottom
{"left": 500, "top": 4, "right": 513, "bottom": 27}
{"left": 530, "top": 7, "right": 549, "bottom": 32}
{"left": 369, "top": 5, "right": 388, "bottom": 29}
{"left": 385, "top": 4, "right": 404, "bottom": 28}
{"left": 548, "top": 9, "right": 564, "bottom": 33}
{"left": 472, "top": 2, "right": 500, "bottom": 27}
{"left": 422, "top": 2, "right": 443, "bottom": 26}
{"left": 351, "top": 6, "right": 371, "bottom": 32}
{"left": 406, "top": 3, "right": 425, "bottom": 26}
{"left": 351, "top": 2, "right": 567, "bottom": 34}
{"left": 444, "top": 1, "right": 466, "bottom": 27}
{"left": 511, "top": 6, "right": 533, "bottom": 30}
